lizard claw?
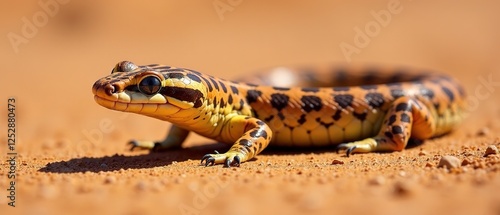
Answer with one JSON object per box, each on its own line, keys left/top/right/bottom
{"left": 201, "top": 154, "right": 216, "bottom": 166}
{"left": 223, "top": 155, "right": 241, "bottom": 168}
{"left": 128, "top": 140, "right": 140, "bottom": 151}
{"left": 128, "top": 140, "right": 161, "bottom": 151}
{"left": 200, "top": 153, "right": 242, "bottom": 167}
{"left": 336, "top": 144, "right": 357, "bottom": 157}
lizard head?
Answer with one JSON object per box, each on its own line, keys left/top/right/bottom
{"left": 92, "top": 61, "right": 207, "bottom": 120}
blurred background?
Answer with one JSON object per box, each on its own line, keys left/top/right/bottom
{"left": 0, "top": 0, "right": 499, "bottom": 155}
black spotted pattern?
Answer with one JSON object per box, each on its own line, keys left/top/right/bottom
{"left": 273, "top": 86, "right": 289, "bottom": 91}
{"left": 392, "top": 126, "right": 404, "bottom": 134}
{"left": 219, "top": 81, "right": 228, "bottom": 93}
{"left": 163, "top": 72, "right": 184, "bottom": 79}
{"left": 186, "top": 73, "right": 202, "bottom": 83}
{"left": 317, "top": 118, "right": 334, "bottom": 128}
{"left": 400, "top": 113, "right": 411, "bottom": 123}
{"left": 390, "top": 88, "right": 405, "bottom": 98}
{"left": 395, "top": 103, "right": 411, "bottom": 112}
{"left": 441, "top": 86, "right": 455, "bottom": 102}
{"left": 270, "top": 93, "right": 289, "bottom": 111}
{"left": 298, "top": 114, "right": 306, "bottom": 124}
{"left": 201, "top": 76, "right": 213, "bottom": 92}
{"left": 264, "top": 115, "right": 274, "bottom": 122}
{"left": 249, "top": 128, "right": 268, "bottom": 139}
{"left": 334, "top": 94, "right": 354, "bottom": 109}
{"left": 419, "top": 87, "right": 435, "bottom": 99}
{"left": 301, "top": 87, "right": 320, "bottom": 92}
{"left": 220, "top": 98, "right": 226, "bottom": 108}
{"left": 230, "top": 85, "right": 239, "bottom": 94}
{"left": 385, "top": 131, "right": 393, "bottom": 139}
{"left": 238, "top": 99, "right": 245, "bottom": 110}
{"left": 246, "top": 90, "right": 262, "bottom": 103}
{"left": 210, "top": 78, "right": 220, "bottom": 91}
{"left": 365, "top": 92, "right": 385, "bottom": 108}
{"left": 301, "top": 95, "right": 323, "bottom": 112}
{"left": 388, "top": 115, "right": 397, "bottom": 125}
{"left": 239, "top": 139, "right": 252, "bottom": 147}
{"left": 353, "top": 112, "right": 367, "bottom": 121}
{"left": 213, "top": 96, "right": 218, "bottom": 107}
{"left": 277, "top": 112, "right": 285, "bottom": 120}
{"left": 332, "top": 110, "right": 342, "bottom": 121}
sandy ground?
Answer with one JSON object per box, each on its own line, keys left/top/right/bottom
{"left": 1, "top": 1, "right": 500, "bottom": 215}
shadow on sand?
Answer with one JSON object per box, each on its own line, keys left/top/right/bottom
{"left": 39, "top": 143, "right": 228, "bottom": 173}
{"left": 39, "top": 139, "right": 425, "bottom": 173}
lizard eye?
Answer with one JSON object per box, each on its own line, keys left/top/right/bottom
{"left": 138, "top": 75, "right": 162, "bottom": 95}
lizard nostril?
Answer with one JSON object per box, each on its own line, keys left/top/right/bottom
{"left": 104, "top": 84, "right": 116, "bottom": 96}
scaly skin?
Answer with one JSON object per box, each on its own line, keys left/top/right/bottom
{"left": 92, "top": 61, "right": 467, "bottom": 167}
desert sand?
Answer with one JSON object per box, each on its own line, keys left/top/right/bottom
{"left": 1, "top": 1, "right": 499, "bottom": 215}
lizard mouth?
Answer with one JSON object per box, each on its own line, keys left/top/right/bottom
{"left": 93, "top": 82, "right": 202, "bottom": 118}
{"left": 93, "top": 92, "right": 183, "bottom": 116}
{"left": 92, "top": 86, "right": 202, "bottom": 116}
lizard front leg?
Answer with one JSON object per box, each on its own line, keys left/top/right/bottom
{"left": 129, "top": 125, "right": 190, "bottom": 151}
{"left": 201, "top": 116, "right": 272, "bottom": 167}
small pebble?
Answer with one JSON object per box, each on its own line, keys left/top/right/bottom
{"left": 331, "top": 159, "right": 344, "bottom": 165}
{"left": 475, "top": 161, "right": 487, "bottom": 169}
{"left": 476, "top": 128, "right": 489, "bottom": 136}
{"left": 368, "top": 176, "right": 385, "bottom": 186}
{"left": 104, "top": 176, "right": 117, "bottom": 184}
{"left": 461, "top": 158, "right": 473, "bottom": 166}
{"left": 398, "top": 171, "right": 407, "bottom": 177}
{"left": 437, "top": 156, "right": 461, "bottom": 169}
{"left": 425, "top": 162, "right": 434, "bottom": 168}
{"left": 418, "top": 150, "right": 428, "bottom": 156}
{"left": 135, "top": 181, "right": 147, "bottom": 191}
{"left": 484, "top": 145, "right": 499, "bottom": 157}
{"left": 76, "top": 185, "right": 93, "bottom": 193}
{"left": 393, "top": 181, "right": 413, "bottom": 196}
